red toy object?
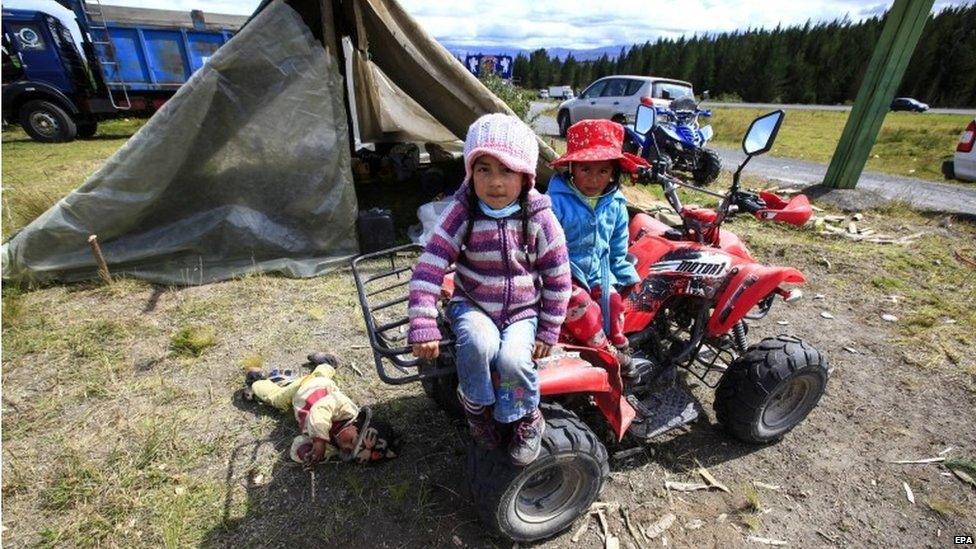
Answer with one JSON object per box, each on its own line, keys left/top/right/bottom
{"left": 754, "top": 191, "right": 813, "bottom": 226}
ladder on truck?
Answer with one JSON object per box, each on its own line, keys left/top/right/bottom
{"left": 81, "top": 0, "right": 131, "bottom": 110}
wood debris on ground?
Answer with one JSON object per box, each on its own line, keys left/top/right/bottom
{"left": 813, "top": 211, "right": 927, "bottom": 245}
{"left": 696, "top": 462, "right": 731, "bottom": 493}
{"left": 348, "top": 362, "right": 366, "bottom": 377}
{"left": 664, "top": 480, "right": 711, "bottom": 492}
{"left": 887, "top": 457, "right": 945, "bottom": 464}
{"left": 746, "top": 535, "right": 789, "bottom": 546}
{"left": 643, "top": 513, "right": 676, "bottom": 540}
{"left": 620, "top": 508, "right": 644, "bottom": 549}
{"left": 571, "top": 515, "right": 591, "bottom": 543}
{"left": 903, "top": 481, "right": 915, "bottom": 504}
{"left": 950, "top": 468, "right": 976, "bottom": 489}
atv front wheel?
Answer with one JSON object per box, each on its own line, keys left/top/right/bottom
{"left": 692, "top": 148, "right": 722, "bottom": 185}
{"left": 465, "top": 403, "right": 608, "bottom": 542}
{"left": 714, "top": 335, "right": 828, "bottom": 443}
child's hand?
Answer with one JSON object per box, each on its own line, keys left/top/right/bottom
{"left": 412, "top": 341, "right": 440, "bottom": 360}
{"left": 532, "top": 341, "right": 552, "bottom": 360}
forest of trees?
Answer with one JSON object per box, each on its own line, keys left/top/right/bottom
{"left": 511, "top": 4, "right": 975, "bottom": 107}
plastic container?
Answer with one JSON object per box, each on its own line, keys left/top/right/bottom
{"left": 357, "top": 208, "right": 395, "bottom": 254}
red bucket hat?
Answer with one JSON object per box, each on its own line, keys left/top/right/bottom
{"left": 551, "top": 119, "right": 648, "bottom": 174}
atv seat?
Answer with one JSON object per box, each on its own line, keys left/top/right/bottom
{"left": 628, "top": 212, "right": 676, "bottom": 243}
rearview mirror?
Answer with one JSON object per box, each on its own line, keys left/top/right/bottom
{"left": 635, "top": 104, "right": 656, "bottom": 134}
{"left": 742, "top": 110, "right": 784, "bottom": 156}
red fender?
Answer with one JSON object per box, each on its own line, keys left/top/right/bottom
{"left": 755, "top": 192, "right": 813, "bottom": 226}
{"left": 717, "top": 229, "right": 754, "bottom": 261}
{"left": 539, "top": 345, "right": 635, "bottom": 441}
{"left": 707, "top": 263, "right": 804, "bottom": 337}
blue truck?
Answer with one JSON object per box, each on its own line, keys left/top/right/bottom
{"left": 2, "top": 0, "right": 247, "bottom": 142}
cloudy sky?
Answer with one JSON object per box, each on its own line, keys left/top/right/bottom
{"left": 102, "top": 0, "right": 971, "bottom": 49}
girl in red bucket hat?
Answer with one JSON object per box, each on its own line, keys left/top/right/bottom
{"left": 547, "top": 119, "right": 648, "bottom": 381}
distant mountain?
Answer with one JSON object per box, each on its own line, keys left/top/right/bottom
{"left": 442, "top": 43, "right": 630, "bottom": 61}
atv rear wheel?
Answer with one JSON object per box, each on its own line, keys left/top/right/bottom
{"left": 465, "top": 403, "right": 608, "bottom": 542}
{"left": 419, "top": 356, "right": 462, "bottom": 418}
{"left": 714, "top": 335, "right": 828, "bottom": 443}
{"left": 692, "top": 148, "right": 722, "bottom": 185}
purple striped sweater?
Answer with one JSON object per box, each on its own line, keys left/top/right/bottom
{"left": 408, "top": 184, "right": 571, "bottom": 345}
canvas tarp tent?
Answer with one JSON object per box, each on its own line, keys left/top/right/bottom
{"left": 1, "top": 0, "right": 557, "bottom": 286}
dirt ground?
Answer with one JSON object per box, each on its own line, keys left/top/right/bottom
{"left": 2, "top": 193, "right": 975, "bottom": 547}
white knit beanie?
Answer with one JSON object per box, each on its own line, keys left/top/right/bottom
{"left": 463, "top": 113, "right": 539, "bottom": 189}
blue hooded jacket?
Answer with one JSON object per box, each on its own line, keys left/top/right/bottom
{"left": 547, "top": 172, "right": 640, "bottom": 298}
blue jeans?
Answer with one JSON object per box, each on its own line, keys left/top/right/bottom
{"left": 447, "top": 300, "right": 539, "bottom": 423}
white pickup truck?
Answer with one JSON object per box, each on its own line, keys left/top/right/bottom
{"left": 547, "top": 85, "right": 575, "bottom": 100}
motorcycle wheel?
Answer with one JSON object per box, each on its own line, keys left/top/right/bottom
{"left": 465, "top": 403, "right": 608, "bottom": 542}
{"left": 714, "top": 335, "right": 828, "bottom": 443}
{"left": 692, "top": 148, "right": 722, "bottom": 186}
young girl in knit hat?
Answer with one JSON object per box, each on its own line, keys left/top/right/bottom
{"left": 547, "top": 119, "right": 649, "bottom": 382}
{"left": 408, "top": 113, "right": 571, "bottom": 466}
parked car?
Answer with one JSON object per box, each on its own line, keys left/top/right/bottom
{"left": 890, "top": 97, "right": 929, "bottom": 112}
{"left": 538, "top": 88, "right": 550, "bottom": 99}
{"left": 941, "top": 118, "right": 976, "bottom": 181}
{"left": 556, "top": 75, "right": 693, "bottom": 137}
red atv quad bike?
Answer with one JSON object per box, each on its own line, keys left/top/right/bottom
{"left": 350, "top": 108, "right": 827, "bottom": 543}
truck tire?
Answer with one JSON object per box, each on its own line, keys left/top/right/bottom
{"left": 714, "top": 335, "right": 828, "bottom": 444}
{"left": 19, "top": 100, "right": 77, "bottom": 143}
{"left": 465, "top": 403, "right": 608, "bottom": 542}
{"left": 692, "top": 148, "right": 722, "bottom": 186}
{"left": 76, "top": 120, "right": 98, "bottom": 139}
{"left": 557, "top": 110, "right": 571, "bottom": 138}
{"left": 419, "top": 357, "right": 463, "bottom": 418}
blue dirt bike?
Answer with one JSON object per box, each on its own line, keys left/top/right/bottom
{"left": 625, "top": 95, "right": 722, "bottom": 185}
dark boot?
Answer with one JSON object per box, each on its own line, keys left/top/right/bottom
{"left": 508, "top": 408, "right": 546, "bottom": 467}
{"left": 243, "top": 367, "right": 266, "bottom": 401}
{"left": 459, "top": 390, "right": 500, "bottom": 449}
{"left": 614, "top": 345, "right": 640, "bottom": 383}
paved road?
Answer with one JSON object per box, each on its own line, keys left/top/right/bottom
{"left": 529, "top": 103, "right": 976, "bottom": 217}
{"left": 700, "top": 102, "right": 974, "bottom": 116}
{"left": 713, "top": 146, "right": 976, "bottom": 217}
{"left": 533, "top": 99, "right": 973, "bottom": 116}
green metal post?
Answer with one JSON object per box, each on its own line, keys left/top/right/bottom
{"left": 823, "top": 0, "right": 934, "bottom": 189}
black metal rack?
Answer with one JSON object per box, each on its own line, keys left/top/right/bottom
{"left": 350, "top": 244, "right": 456, "bottom": 385}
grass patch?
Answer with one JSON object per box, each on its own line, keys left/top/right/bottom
{"left": 170, "top": 325, "right": 217, "bottom": 357}
{"left": 945, "top": 457, "right": 976, "bottom": 478}
{"left": 41, "top": 454, "right": 104, "bottom": 511}
{"left": 708, "top": 108, "right": 971, "bottom": 182}
{"left": 1, "top": 118, "right": 148, "bottom": 239}
{"left": 925, "top": 497, "right": 967, "bottom": 517}
{"left": 241, "top": 353, "right": 264, "bottom": 370}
